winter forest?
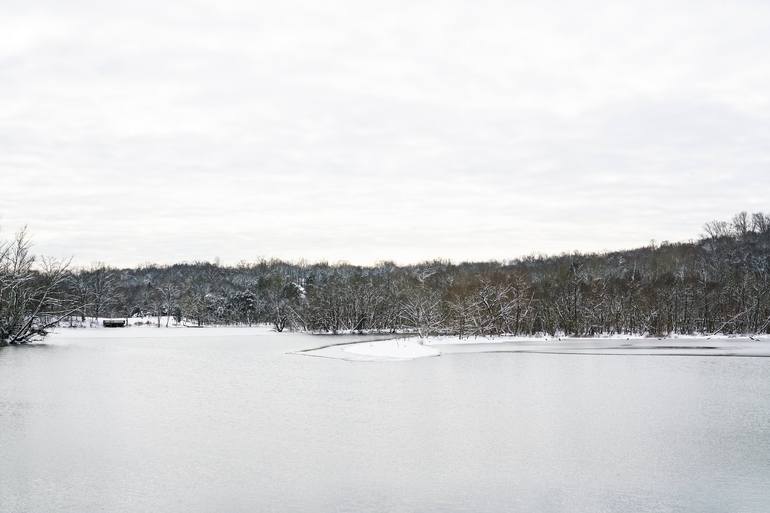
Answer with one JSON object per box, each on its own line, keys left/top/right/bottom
{"left": 2, "top": 211, "right": 770, "bottom": 345}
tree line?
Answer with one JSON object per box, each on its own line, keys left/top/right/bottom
{"left": 2, "top": 211, "right": 770, "bottom": 345}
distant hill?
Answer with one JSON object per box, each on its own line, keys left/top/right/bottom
{"left": 66, "top": 211, "right": 770, "bottom": 337}
{"left": 3, "top": 211, "right": 769, "bottom": 345}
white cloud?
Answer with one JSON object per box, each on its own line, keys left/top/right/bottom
{"left": 1, "top": 0, "right": 769, "bottom": 266}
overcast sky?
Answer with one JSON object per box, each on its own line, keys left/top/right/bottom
{"left": 2, "top": 0, "right": 769, "bottom": 267}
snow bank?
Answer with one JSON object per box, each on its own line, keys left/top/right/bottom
{"left": 422, "top": 333, "right": 770, "bottom": 346}
{"left": 58, "top": 316, "right": 195, "bottom": 329}
{"left": 298, "top": 334, "right": 770, "bottom": 361}
{"left": 342, "top": 339, "right": 439, "bottom": 360}
{"left": 425, "top": 335, "right": 770, "bottom": 357}
{"left": 299, "top": 338, "right": 439, "bottom": 361}
{"left": 49, "top": 323, "right": 278, "bottom": 339}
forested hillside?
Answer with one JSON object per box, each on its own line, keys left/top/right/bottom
{"left": 3, "top": 211, "right": 770, "bottom": 344}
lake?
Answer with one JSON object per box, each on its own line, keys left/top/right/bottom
{"left": 1, "top": 328, "right": 769, "bottom": 512}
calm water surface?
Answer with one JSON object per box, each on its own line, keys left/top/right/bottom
{"left": 1, "top": 328, "right": 769, "bottom": 513}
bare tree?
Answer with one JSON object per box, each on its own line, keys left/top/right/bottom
{"left": 157, "top": 280, "right": 180, "bottom": 327}
{"left": 752, "top": 212, "right": 770, "bottom": 234}
{"left": 69, "top": 272, "right": 90, "bottom": 322}
{"left": 732, "top": 211, "right": 749, "bottom": 237}
{"left": 88, "top": 264, "right": 115, "bottom": 323}
{"left": 702, "top": 220, "right": 731, "bottom": 239}
{"left": 264, "top": 279, "right": 302, "bottom": 332}
{"left": 401, "top": 287, "right": 444, "bottom": 339}
{"left": 0, "top": 229, "right": 79, "bottom": 345}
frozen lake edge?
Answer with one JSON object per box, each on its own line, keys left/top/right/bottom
{"left": 297, "top": 334, "right": 770, "bottom": 361}
{"left": 38, "top": 326, "right": 770, "bottom": 361}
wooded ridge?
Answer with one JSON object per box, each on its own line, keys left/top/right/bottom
{"left": 2, "top": 211, "right": 769, "bottom": 345}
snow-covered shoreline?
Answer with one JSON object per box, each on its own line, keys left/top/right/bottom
{"left": 45, "top": 321, "right": 770, "bottom": 361}
{"left": 423, "top": 332, "right": 770, "bottom": 344}
{"left": 298, "top": 334, "right": 770, "bottom": 361}
{"left": 339, "top": 338, "right": 439, "bottom": 361}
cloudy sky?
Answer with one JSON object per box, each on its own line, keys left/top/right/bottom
{"left": 2, "top": 0, "right": 769, "bottom": 267}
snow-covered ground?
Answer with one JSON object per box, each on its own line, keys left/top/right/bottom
{"left": 49, "top": 321, "right": 770, "bottom": 361}
{"left": 60, "top": 316, "right": 200, "bottom": 329}
{"left": 299, "top": 334, "right": 770, "bottom": 361}
{"left": 423, "top": 333, "right": 770, "bottom": 345}
{"left": 432, "top": 336, "right": 770, "bottom": 358}
{"left": 49, "top": 318, "right": 277, "bottom": 339}
{"left": 341, "top": 339, "right": 439, "bottom": 361}
{"left": 294, "top": 337, "right": 438, "bottom": 361}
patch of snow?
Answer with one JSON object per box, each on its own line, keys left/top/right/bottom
{"left": 49, "top": 323, "right": 279, "bottom": 339}
{"left": 298, "top": 334, "right": 770, "bottom": 360}
{"left": 299, "top": 338, "right": 439, "bottom": 361}
{"left": 59, "top": 316, "right": 189, "bottom": 329}
{"left": 342, "top": 339, "right": 439, "bottom": 360}
{"left": 425, "top": 335, "right": 770, "bottom": 357}
{"left": 423, "top": 333, "right": 770, "bottom": 346}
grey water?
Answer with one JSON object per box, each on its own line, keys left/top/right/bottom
{"left": 1, "top": 329, "right": 769, "bottom": 513}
